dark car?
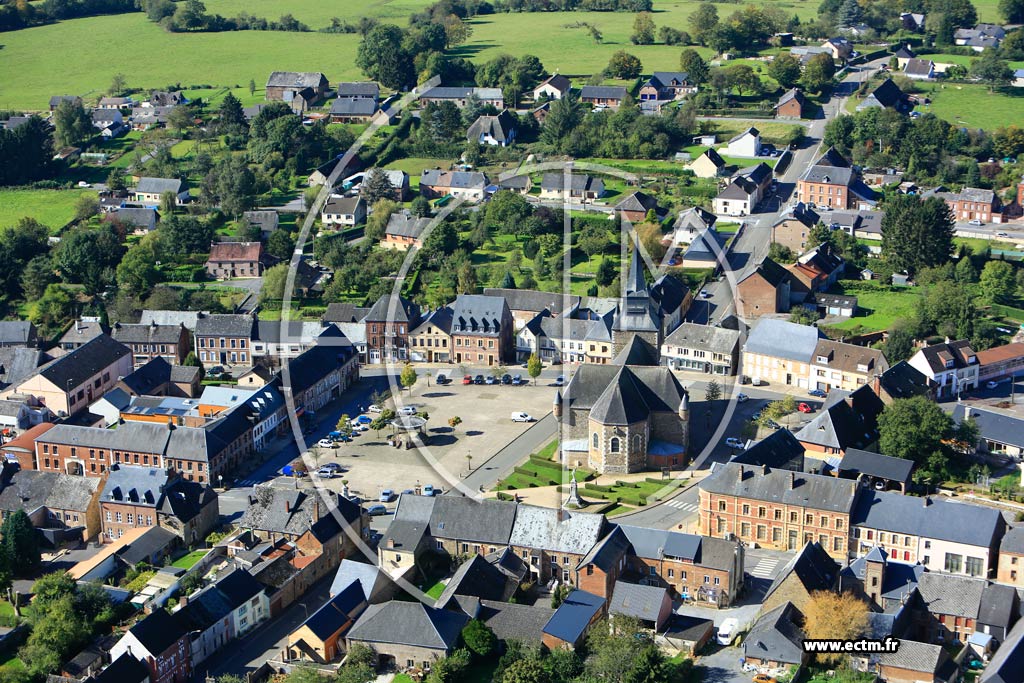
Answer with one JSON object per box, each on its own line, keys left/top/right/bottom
{"left": 501, "top": 374, "right": 513, "bottom": 385}
{"left": 808, "top": 388, "right": 827, "bottom": 398}
{"left": 474, "top": 374, "right": 485, "bottom": 385}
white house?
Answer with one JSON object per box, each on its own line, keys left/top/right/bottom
{"left": 321, "top": 195, "right": 367, "bottom": 227}
{"left": 532, "top": 74, "right": 572, "bottom": 100}
{"left": 721, "top": 127, "right": 762, "bottom": 157}
{"left": 714, "top": 177, "right": 758, "bottom": 216}
{"left": 908, "top": 339, "right": 980, "bottom": 399}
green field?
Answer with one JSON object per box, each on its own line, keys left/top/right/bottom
{"left": 0, "top": 188, "right": 96, "bottom": 231}
{"left": 828, "top": 281, "right": 922, "bottom": 333}
{"left": 914, "top": 83, "right": 1024, "bottom": 129}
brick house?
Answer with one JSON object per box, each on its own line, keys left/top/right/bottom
{"left": 205, "top": 242, "right": 267, "bottom": 279}
{"left": 580, "top": 85, "right": 627, "bottom": 109}
{"left": 775, "top": 88, "right": 807, "bottom": 118}
{"left": 509, "top": 505, "right": 606, "bottom": 585}
{"left": 797, "top": 147, "right": 876, "bottom": 210}
{"left": 997, "top": 527, "right": 1024, "bottom": 586}
{"left": 615, "top": 191, "right": 659, "bottom": 223}
{"left": 449, "top": 294, "right": 514, "bottom": 366}
{"left": 698, "top": 463, "right": 859, "bottom": 560}
{"left": 418, "top": 170, "right": 488, "bottom": 203}
{"left": 0, "top": 466, "right": 103, "bottom": 542}
{"left": 638, "top": 72, "right": 696, "bottom": 101}
{"left": 112, "top": 322, "right": 191, "bottom": 367}
{"left": 346, "top": 601, "right": 469, "bottom": 670}
{"left": 194, "top": 314, "right": 256, "bottom": 367}
{"left": 736, "top": 258, "right": 792, "bottom": 318}
{"left": 876, "top": 640, "right": 958, "bottom": 683}
{"left": 363, "top": 294, "right": 421, "bottom": 364}
{"left": 742, "top": 602, "right": 807, "bottom": 671}
{"left": 281, "top": 339, "right": 360, "bottom": 414}
{"left": 110, "top": 608, "right": 192, "bottom": 683}
{"left": 929, "top": 187, "right": 1001, "bottom": 224}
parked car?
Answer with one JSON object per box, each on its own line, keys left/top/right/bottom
{"left": 354, "top": 415, "right": 372, "bottom": 424}
{"left": 808, "top": 388, "right": 827, "bottom": 398}
{"left": 474, "top": 374, "right": 485, "bottom": 385}
{"left": 968, "top": 219, "right": 984, "bottom": 226}
{"left": 765, "top": 420, "right": 781, "bottom": 429}
{"left": 423, "top": 484, "right": 437, "bottom": 497}
{"left": 368, "top": 404, "right": 384, "bottom": 413}
{"left": 986, "top": 380, "right": 1001, "bottom": 389}
{"left": 316, "top": 467, "right": 336, "bottom": 478}
{"left": 736, "top": 393, "right": 749, "bottom": 403}
{"left": 511, "top": 412, "right": 535, "bottom": 422}
{"left": 554, "top": 375, "right": 565, "bottom": 386}
{"left": 501, "top": 374, "right": 513, "bottom": 385}
{"left": 463, "top": 375, "right": 473, "bottom": 385}
{"left": 996, "top": 231, "right": 1009, "bottom": 237}
{"left": 398, "top": 406, "right": 417, "bottom": 416}
{"left": 512, "top": 374, "right": 524, "bottom": 385}
{"left": 366, "top": 504, "right": 388, "bottom": 516}
{"left": 321, "top": 462, "right": 343, "bottom": 472}
{"left": 379, "top": 489, "right": 396, "bottom": 502}
{"left": 317, "top": 438, "right": 335, "bottom": 448}
{"left": 797, "top": 402, "right": 813, "bottom": 413}
{"left": 435, "top": 373, "right": 449, "bottom": 385}
{"left": 485, "top": 375, "right": 497, "bottom": 385}
{"left": 351, "top": 423, "right": 369, "bottom": 432}
{"left": 700, "top": 289, "right": 711, "bottom": 298}
{"left": 717, "top": 618, "right": 739, "bottom": 646}
{"left": 725, "top": 437, "right": 745, "bottom": 449}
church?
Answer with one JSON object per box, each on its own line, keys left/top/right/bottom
{"left": 555, "top": 239, "right": 691, "bottom": 474}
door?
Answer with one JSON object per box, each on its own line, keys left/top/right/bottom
{"left": 786, "top": 373, "right": 792, "bottom": 385}
{"left": 788, "top": 530, "right": 798, "bottom": 550}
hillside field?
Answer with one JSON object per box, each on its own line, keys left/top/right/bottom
{"left": 914, "top": 83, "right": 1024, "bottom": 129}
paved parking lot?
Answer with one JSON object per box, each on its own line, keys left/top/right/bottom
{"left": 310, "top": 370, "right": 563, "bottom": 505}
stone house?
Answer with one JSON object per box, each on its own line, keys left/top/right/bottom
{"left": 205, "top": 242, "right": 267, "bottom": 279}
{"left": 112, "top": 322, "right": 191, "bottom": 368}
{"left": 736, "top": 258, "right": 792, "bottom": 318}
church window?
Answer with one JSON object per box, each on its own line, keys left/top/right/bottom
{"left": 610, "top": 437, "right": 620, "bottom": 453}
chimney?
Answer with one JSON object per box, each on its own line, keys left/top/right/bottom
{"left": 313, "top": 495, "right": 320, "bottom": 522}
{"left": 178, "top": 595, "right": 188, "bottom": 607}
{"left": 922, "top": 496, "right": 930, "bottom": 507}
{"left": 790, "top": 471, "right": 796, "bottom": 489}
{"left": 761, "top": 464, "right": 767, "bottom": 475}
{"left": 387, "top": 538, "right": 395, "bottom": 549}
{"left": 285, "top": 499, "right": 291, "bottom": 513}
{"left": 737, "top": 465, "right": 745, "bottom": 482}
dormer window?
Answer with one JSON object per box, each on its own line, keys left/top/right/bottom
{"left": 817, "top": 355, "right": 829, "bottom": 364}
{"left": 945, "top": 359, "right": 954, "bottom": 368}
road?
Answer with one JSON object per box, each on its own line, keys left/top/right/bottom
{"left": 460, "top": 412, "right": 557, "bottom": 493}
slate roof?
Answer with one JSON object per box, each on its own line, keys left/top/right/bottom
{"left": 539, "top": 173, "right": 605, "bottom": 194}
{"left": 33, "top": 334, "right": 130, "bottom": 390}
{"left": 239, "top": 484, "right": 360, "bottom": 539}
{"left": 125, "top": 608, "right": 187, "bottom": 654}
{"left": 384, "top": 211, "right": 430, "bottom": 239}
{"left": 743, "top": 601, "right": 805, "bottom": 666}
{"left": 347, "top": 601, "right": 468, "bottom": 650}
{"left": 420, "top": 169, "right": 488, "bottom": 190}
{"left": 330, "top": 98, "right": 377, "bottom": 117}
{"left": 380, "top": 493, "right": 435, "bottom": 551}
{"left": 718, "top": 177, "right": 758, "bottom": 200}
{"left": 482, "top": 288, "right": 579, "bottom": 315}
{"left": 436, "top": 554, "right": 512, "bottom": 608}
{"left": 851, "top": 490, "right": 1003, "bottom": 548}
{"left": 323, "top": 303, "right": 370, "bottom": 324}
{"left": 535, "top": 74, "right": 572, "bottom": 94}
{"left": 104, "top": 207, "right": 158, "bottom": 231}
{"left": 705, "top": 464, "right": 858, "bottom": 514}
{"left": 916, "top": 572, "right": 986, "bottom": 619}
{"left": 776, "top": 87, "right": 806, "bottom": 110}
{"left": 841, "top": 551, "right": 923, "bottom": 603}
{"left": 364, "top": 294, "right": 420, "bottom": 324}
{"left": 979, "top": 582, "right": 1017, "bottom": 630}
{"left": 479, "top": 600, "right": 555, "bottom": 643}
{"left": 663, "top": 323, "right": 740, "bottom": 356}
{"left": 92, "top": 655, "right": 150, "bottom": 683}
{"left": 765, "top": 542, "right": 838, "bottom": 600}
{"left": 877, "top": 361, "right": 933, "bottom": 400}
{"left": 450, "top": 295, "right": 508, "bottom": 336}
{"left": 543, "top": 589, "right": 605, "bottom": 643}
{"left": 135, "top": 177, "right": 183, "bottom": 195}
{"left": 794, "top": 385, "right": 885, "bottom": 450}
{"left": 301, "top": 582, "right": 365, "bottom": 640}
{"left": 118, "top": 526, "right": 177, "bottom": 566}
{"left": 609, "top": 581, "right": 668, "bottom": 622}
{"left": 580, "top": 85, "right": 627, "bottom": 100}
{"left": 139, "top": 310, "right": 207, "bottom": 330}
{"left": 421, "top": 86, "right": 502, "bottom": 100}
{"left": 681, "top": 228, "right": 728, "bottom": 264}
{"left": 412, "top": 306, "right": 454, "bottom": 336}
{"left": 112, "top": 322, "right": 184, "bottom": 345}
{"left": 953, "top": 405, "right": 1024, "bottom": 449}
{"left": 904, "top": 58, "right": 934, "bottom": 77}
{"left": 467, "top": 110, "right": 517, "bottom": 143}
{"left": 616, "top": 191, "right": 658, "bottom": 214}
{"left": 0, "top": 321, "right": 36, "bottom": 346}
{"left": 861, "top": 78, "right": 909, "bottom": 110}
{"left": 0, "top": 347, "right": 47, "bottom": 389}
{"left": 266, "top": 71, "right": 326, "bottom": 88}
{"left": 195, "top": 314, "right": 255, "bottom": 339}
{"left": 837, "top": 448, "right": 914, "bottom": 483}
{"left": 336, "top": 82, "right": 379, "bottom": 99}
{"left": 429, "top": 495, "right": 517, "bottom": 545}
{"left": 740, "top": 257, "right": 791, "bottom": 290}
{"left": 982, "top": 618, "right": 1024, "bottom": 683}
{"left": 578, "top": 525, "right": 632, "bottom": 571}
{"left": 0, "top": 469, "right": 100, "bottom": 515}
{"left": 322, "top": 195, "right": 365, "bottom": 215}
{"left": 674, "top": 206, "right": 718, "bottom": 233}
{"left": 509, "top": 505, "right": 604, "bottom": 555}
{"left": 330, "top": 558, "right": 387, "bottom": 601}
{"left": 1001, "top": 526, "right": 1024, "bottom": 555}
{"left": 878, "top": 639, "right": 947, "bottom": 674}
{"left": 731, "top": 429, "right": 805, "bottom": 471}
{"left": 572, "top": 364, "right": 688, "bottom": 426}
{"left": 744, "top": 318, "right": 820, "bottom": 363}
{"left": 914, "top": 339, "right": 978, "bottom": 373}
{"left": 281, "top": 338, "right": 357, "bottom": 397}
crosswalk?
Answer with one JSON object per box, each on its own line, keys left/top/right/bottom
{"left": 663, "top": 499, "right": 699, "bottom": 513}
{"left": 749, "top": 557, "right": 780, "bottom": 579}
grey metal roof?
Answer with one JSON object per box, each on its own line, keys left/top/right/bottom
{"left": 703, "top": 464, "right": 858, "bottom": 514}
{"left": 743, "top": 318, "right": 820, "bottom": 363}
{"left": 878, "top": 639, "right": 946, "bottom": 673}
{"left": 135, "top": 177, "right": 183, "bottom": 195}
{"left": 509, "top": 505, "right": 604, "bottom": 555}
{"left": 194, "top": 314, "right": 255, "bottom": 338}
{"left": 743, "top": 601, "right": 805, "bottom": 665}
{"left": 542, "top": 589, "right": 605, "bottom": 643}
{"left": 347, "top": 601, "right": 468, "bottom": 650}
{"left": 609, "top": 581, "right": 668, "bottom": 622}
{"left": 580, "top": 85, "right": 627, "bottom": 100}
{"left": 953, "top": 405, "right": 1024, "bottom": 449}
{"left": 916, "top": 572, "right": 986, "bottom": 619}
{"left": 429, "top": 496, "right": 516, "bottom": 545}
{"left": 851, "top": 490, "right": 1003, "bottom": 548}
{"left": 478, "top": 600, "right": 554, "bottom": 644}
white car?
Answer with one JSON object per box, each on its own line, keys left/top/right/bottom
{"left": 986, "top": 380, "right": 1000, "bottom": 389}
{"left": 725, "top": 437, "right": 746, "bottom": 450}
{"left": 511, "top": 412, "right": 535, "bottom": 422}
{"left": 968, "top": 219, "right": 984, "bottom": 226}
{"left": 367, "top": 404, "right": 384, "bottom": 413}
{"left": 317, "top": 438, "right": 335, "bottom": 449}
{"left": 316, "top": 467, "right": 336, "bottom": 479}
{"left": 997, "top": 231, "right": 1009, "bottom": 238}
{"left": 397, "top": 406, "right": 417, "bottom": 416}
{"left": 351, "top": 422, "right": 369, "bottom": 432}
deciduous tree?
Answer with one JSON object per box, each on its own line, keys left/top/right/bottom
{"left": 803, "top": 591, "right": 869, "bottom": 664}
{"left": 631, "top": 11, "right": 656, "bottom": 44}
{"left": 881, "top": 195, "right": 954, "bottom": 276}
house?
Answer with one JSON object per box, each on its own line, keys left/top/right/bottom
{"left": 829, "top": 210, "right": 884, "bottom": 240}
{"left": 798, "top": 147, "right": 876, "bottom": 210}
{"left": 109, "top": 608, "right": 192, "bottom": 683}
{"left": 328, "top": 97, "right": 378, "bottom": 123}
{"left": 280, "top": 337, "right": 359, "bottom": 413}
{"left": 840, "top": 546, "right": 922, "bottom": 612}
{"left": 483, "top": 288, "right": 580, "bottom": 331}
{"left": 380, "top": 212, "right": 430, "bottom": 251}
{"left": 658, "top": 615, "right": 714, "bottom": 655}
{"left": 661, "top": 323, "right": 741, "bottom": 375}
{"left": 0, "top": 466, "right": 102, "bottom": 542}
{"left": 131, "top": 105, "right": 176, "bottom": 130}
{"left": 477, "top": 600, "right": 556, "bottom": 647}
{"left": 363, "top": 294, "right": 421, "bottom": 363}
{"left": 982, "top": 617, "right": 1024, "bottom": 683}
{"left": 736, "top": 258, "right": 792, "bottom": 317}
{"left": 49, "top": 95, "right": 82, "bottom": 111}
{"left": 533, "top": 74, "right": 572, "bottom": 100}
{"left": 239, "top": 210, "right": 279, "bottom": 239}
{"left": 698, "top": 463, "right": 859, "bottom": 560}
{"left": 876, "top": 640, "right": 958, "bottom": 683}
{"left": 851, "top": 490, "right": 1005, "bottom": 575}
{"left": 775, "top": 88, "right": 807, "bottom": 119}
{"left": 722, "top": 127, "right": 761, "bottom": 157}
{"left": 321, "top": 195, "right": 367, "bottom": 227}
{"left": 743, "top": 602, "right": 807, "bottom": 672}
{"left": 928, "top": 187, "right": 1001, "bottom": 224}
{"left": 580, "top": 85, "right": 628, "bottom": 109}
{"left": 730, "top": 429, "right": 806, "bottom": 473}
{"left": 795, "top": 385, "right": 885, "bottom": 457}
{"left": 378, "top": 494, "right": 434, "bottom": 579}
{"left": 286, "top": 582, "right": 367, "bottom": 664}
{"left": 823, "top": 36, "right": 854, "bottom": 60}
{"left": 904, "top": 58, "right": 937, "bottom": 80}
{"left": 265, "top": 72, "right": 329, "bottom": 106}
{"left": 112, "top": 356, "right": 200, "bottom": 399}
{"left": 408, "top": 307, "right": 453, "bottom": 363}
{"left": 670, "top": 207, "right": 717, "bottom": 246}
{"left": 872, "top": 360, "right": 936, "bottom": 404}
{"left": 509, "top": 505, "right": 606, "bottom": 584}
{"left": 714, "top": 177, "right": 760, "bottom": 218}
{"left": 742, "top": 318, "right": 819, "bottom": 386}
{"left": 1013, "top": 69, "right": 1024, "bottom": 88}
{"left": 615, "top": 191, "right": 659, "bottom": 222}
{"left": 361, "top": 169, "right": 410, "bottom": 202}
{"left": 435, "top": 553, "right": 519, "bottom": 609}
{"left": 687, "top": 149, "right": 726, "bottom": 178}
{"left": 539, "top": 173, "right": 605, "bottom": 202}
{"left": 104, "top": 207, "right": 158, "bottom": 235}
{"left": 908, "top": 339, "right": 980, "bottom": 398}
{"left": 4, "top": 334, "right": 132, "bottom": 417}
{"left": 786, "top": 246, "right": 844, "bottom": 303}
{"left": 134, "top": 177, "right": 189, "bottom": 206}
{"left": 329, "top": 558, "right": 392, "bottom": 602}
{"left": 955, "top": 25, "right": 1005, "bottom": 50}
{"left": 997, "top": 527, "right": 1024, "bottom": 587}
{"left": 857, "top": 78, "right": 912, "bottom": 113}
{"left": 915, "top": 572, "right": 989, "bottom": 643}
{"left": 541, "top": 589, "right": 606, "bottom": 649}
{"left": 0, "top": 321, "right": 36, "bottom": 348}
{"left": 952, "top": 405, "right": 1024, "bottom": 457}
{"left": 812, "top": 293, "right": 857, "bottom": 317}
{"left": 194, "top": 314, "right": 256, "bottom": 367}
{"left": 771, "top": 203, "right": 820, "bottom": 253}
{"left": 419, "top": 170, "right": 487, "bottom": 202}
{"left": 92, "top": 108, "right": 125, "bottom": 136}
{"left": 638, "top": 72, "right": 696, "bottom": 101}
{"left": 608, "top": 581, "right": 672, "bottom": 631}
{"left": 808, "top": 338, "right": 888, "bottom": 392}
{"left": 427, "top": 495, "right": 518, "bottom": 560}
{"left": 175, "top": 568, "right": 269, "bottom": 666}
{"left": 206, "top": 241, "right": 266, "bottom": 279}
{"left": 835, "top": 448, "right": 914, "bottom": 492}
{"left": 99, "top": 464, "right": 219, "bottom": 544}
{"left": 111, "top": 322, "right": 190, "bottom": 367}
{"left": 900, "top": 13, "right": 925, "bottom": 30}
{"left": 977, "top": 342, "right": 1024, "bottom": 382}
{"left": 419, "top": 86, "right": 504, "bottom": 108}
{"left": 346, "top": 601, "right": 469, "bottom": 670}
{"left": 497, "top": 175, "right": 532, "bottom": 194}
{"left": 761, "top": 542, "right": 839, "bottom": 613}
{"left": 91, "top": 653, "right": 151, "bottom": 683}
{"left": 449, "top": 294, "right": 514, "bottom": 366}
{"left": 466, "top": 110, "right": 517, "bottom": 146}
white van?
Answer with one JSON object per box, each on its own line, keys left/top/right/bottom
{"left": 717, "top": 618, "right": 739, "bottom": 646}
{"left": 511, "top": 412, "right": 535, "bottom": 423}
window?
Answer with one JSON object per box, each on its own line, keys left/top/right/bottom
{"left": 668, "top": 569, "right": 675, "bottom": 579}
{"left": 703, "top": 575, "right": 710, "bottom": 584}
{"left": 649, "top": 566, "right": 656, "bottom": 576}
{"left": 127, "top": 513, "right": 134, "bottom": 525}
{"left": 772, "top": 528, "right": 782, "bottom": 542}
{"left": 115, "top": 512, "right": 122, "bottom": 522}
{"left": 610, "top": 437, "right": 619, "bottom": 453}
{"left": 740, "top": 522, "right": 750, "bottom": 537}
{"left": 774, "top": 509, "right": 782, "bottom": 520}
{"left": 924, "top": 540, "right": 931, "bottom": 549}
{"left": 944, "top": 553, "right": 963, "bottom": 574}
{"left": 742, "top": 504, "right": 750, "bottom": 515}
{"left": 718, "top": 501, "right": 726, "bottom": 512}
{"left": 965, "top": 557, "right": 984, "bottom": 577}
{"left": 790, "top": 511, "right": 798, "bottom": 523}
{"left": 758, "top": 507, "right": 766, "bottom": 518}
{"left": 105, "top": 511, "right": 111, "bottom": 522}
{"left": 714, "top": 577, "right": 721, "bottom": 585}
{"left": 593, "top": 433, "right": 599, "bottom": 448}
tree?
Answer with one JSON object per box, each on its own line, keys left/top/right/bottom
{"left": 183, "top": 351, "right": 205, "bottom": 380}
{"left": 108, "top": 72, "right": 127, "bottom": 96}
{"left": 970, "top": 50, "right": 1013, "bottom": 90}
{"left": 411, "top": 196, "right": 432, "bottom": 217}
{"left": 106, "top": 168, "right": 127, "bottom": 192}
{"left": 462, "top": 619, "right": 497, "bottom": 657}
{"left": 768, "top": 242, "right": 795, "bottom": 262}
{"left": 527, "top": 353, "right": 542, "bottom": 385}
{"left": 447, "top": 415, "right": 462, "bottom": 434}
{"left": 835, "top": 0, "right": 862, "bottom": 27}
{"left": 1002, "top": 0, "right": 1024, "bottom": 21}
{"left": 768, "top": 53, "right": 802, "bottom": 88}
{"left": 266, "top": 229, "right": 296, "bottom": 260}
{"left": 584, "top": 617, "right": 665, "bottom": 682}
{"left": 878, "top": 396, "right": 954, "bottom": 464}
{"left": 689, "top": 2, "right": 719, "bottom": 45}
{"left": 880, "top": 320, "right": 916, "bottom": 363}
{"left": 336, "top": 414, "right": 354, "bottom": 438}
{"left": 204, "top": 155, "right": 256, "bottom": 217}
{"left": 363, "top": 169, "right": 395, "bottom": 205}
{"left": 54, "top": 225, "right": 125, "bottom": 294}
{"left": 30, "top": 284, "right": 74, "bottom": 337}
{"left": 540, "top": 94, "right": 583, "bottom": 150}
{"left": 167, "top": 105, "right": 193, "bottom": 136}
{"left": 596, "top": 257, "right": 616, "bottom": 287}
{"left": 365, "top": 198, "right": 398, "bottom": 243}
{"left": 116, "top": 240, "right": 161, "bottom": 298}
{"left": 400, "top": 363, "right": 417, "bottom": 393}
{"left": 1, "top": 510, "right": 39, "bottom": 576}
{"left": 52, "top": 98, "right": 93, "bottom": 148}
{"left": 21, "top": 255, "right": 55, "bottom": 300}
{"left": 881, "top": 195, "right": 954, "bottom": 276}
{"left": 248, "top": 79, "right": 256, "bottom": 96}
{"left": 801, "top": 52, "right": 836, "bottom": 92}
{"left": 659, "top": 26, "right": 686, "bottom": 45}
{"left": 501, "top": 658, "right": 550, "bottom": 683}
{"left": 803, "top": 591, "right": 870, "bottom": 664}
{"left": 160, "top": 191, "right": 178, "bottom": 216}
{"left": 589, "top": 24, "right": 603, "bottom": 43}
{"left": 357, "top": 24, "right": 415, "bottom": 89}
{"left": 679, "top": 49, "right": 710, "bottom": 83}
{"left": 217, "top": 92, "right": 247, "bottom": 135}
{"left": 606, "top": 51, "right": 643, "bottom": 79}
{"left": 73, "top": 194, "right": 99, "bottom": 223}
{"left": 705, "top": 379, "right": 721, "bottom": 402}
{"left": 980, "top": 260, "right": 1017, "bottom": 304}
{"left": 260, "top": 263, "right": 290, "bottom": 301}
{"left": 631, "top": 12, "right": 656, "bottom": 45}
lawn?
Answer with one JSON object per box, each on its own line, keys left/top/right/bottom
{"left": 700, "top": 120, "right": 805, "bottom": 146}
{"left": 495, "top": 440, "right": 591, "bottom": 490}
{"left": 582, "top": 477, "right": 686, "bottom": 506}
{"left": 914, "top": 83, "right": 1024, "bottom": 130}
{"left": 827, "top": 280, "right": 922, "bottom": 333}
{"left": 171, "top": 550, "right": 208, "bottom": 569}
{"left": 423, "top": 579, "right": 446, "bottom": 599}
{"left": 0, "top": 188, "right": 96, "bottom": 232}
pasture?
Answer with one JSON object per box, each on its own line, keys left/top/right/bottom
{"left": 0, "top": 188, "right": 97, "bottom": 232}
{"left": 914, "top": 82, "right": 1024, "bottom": 130}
